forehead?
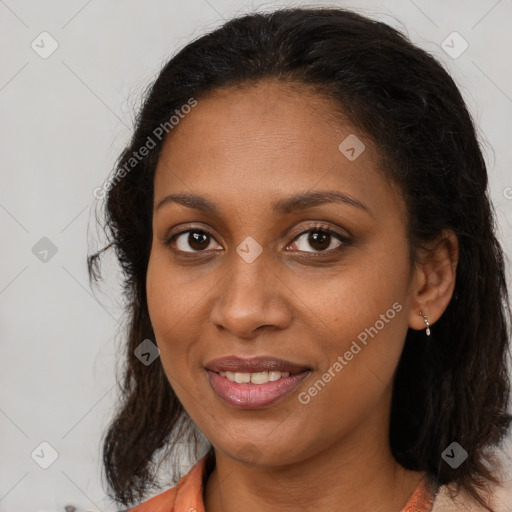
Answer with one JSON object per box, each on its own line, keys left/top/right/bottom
{"left": 153, "top": 80, "right": 405, "bottom": 220}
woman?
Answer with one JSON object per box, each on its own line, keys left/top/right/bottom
{"left": 88, "top": 7, "right": 512, "bottom": 512}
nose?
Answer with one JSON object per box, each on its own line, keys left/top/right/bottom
{"left": 209, "top": 249, "right": 292, "bottom": 340}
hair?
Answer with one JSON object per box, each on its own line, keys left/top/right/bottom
{"left": 87, "top": 6, "right": 512, "bottom": 511}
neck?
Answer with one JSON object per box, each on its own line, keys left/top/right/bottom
{"left": 203, "top": 406, "right": 425, "bottom": 512}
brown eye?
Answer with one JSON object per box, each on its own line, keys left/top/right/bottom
{"left": 290, "top": 226, "right": 348, "bottom": 254}
{"left": 307, "top": 231, "right": 331, "bottom": 251}
{"left": 187, "top": 231, "right": 210, "bottom": 251}
{"left": 167, "top": 229, "right": 220, "bottom": 252}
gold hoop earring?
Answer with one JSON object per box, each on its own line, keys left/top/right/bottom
{"left": 419, "top": 311, "right": 431, "bottom": 336}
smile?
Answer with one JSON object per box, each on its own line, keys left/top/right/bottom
{"left": 207, "top": 369, "right": 311, "bottom": 409}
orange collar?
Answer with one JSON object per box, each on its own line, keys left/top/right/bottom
{"left": 128, "top": 455, "right": 437, "bottom": 512}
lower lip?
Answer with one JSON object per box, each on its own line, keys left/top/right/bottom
{"left": 207, "top": 370, "right": 311, "bottom": 409}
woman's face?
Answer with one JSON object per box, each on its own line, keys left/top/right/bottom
{"left": 146, "top": 80, "right": 421, "bottom": 466}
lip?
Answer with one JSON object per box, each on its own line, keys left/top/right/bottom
{"left": 205, "top": 355, "right": 311, "bottom": 409}
{"left": 207, "top": 370, "right": 310, "bottom": 409}
{"left": 205, "top": 355, "right": 310, "bottom": 374}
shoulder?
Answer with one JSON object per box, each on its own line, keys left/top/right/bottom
{"left": 125, "top": 485, "right": 179, "bottom": 512}
{"left": 125, "top": 455, "right": 209, "bottom": 512}
{"left": 431, "top": 481, "right": 506, "bottom": 512}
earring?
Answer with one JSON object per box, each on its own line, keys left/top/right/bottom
{"left": 419, "top": 311, "right": 431, "bottom": 336}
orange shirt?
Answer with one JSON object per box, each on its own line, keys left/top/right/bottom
{"left": 127, "top": 455, "right": 438, "bottom": 512}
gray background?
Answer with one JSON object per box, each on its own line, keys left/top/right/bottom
{"left": 1, "top": 0, "right": 511, "bottom": 511}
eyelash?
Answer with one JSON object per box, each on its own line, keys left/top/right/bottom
{"left": 163, "top": 223, "right": 351, "bottom": 256}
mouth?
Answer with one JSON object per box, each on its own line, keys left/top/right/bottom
{"left": 217, "top": 369, "right": 295, "bottom": 384}
{"left": 205, "top": 356, "right": 311, "bottom": 409}
{"left": 205, "top": 355, "right": 310, "bottom": 374}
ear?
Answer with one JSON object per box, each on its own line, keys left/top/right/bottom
{"left": 408, "top": 229, "right": 459, "bottom": 333}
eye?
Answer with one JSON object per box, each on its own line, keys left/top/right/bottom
{"left": 164, "top": 223, "right": 351, "bottom": 256}
{"left": 166, "top": 229, "right": 222, "bottom": 253}
{"left": 288, "top": 224, "right": 349, "bottom": 253}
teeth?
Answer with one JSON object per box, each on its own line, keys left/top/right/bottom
{"left": 218, "top": 370, "right": 290, "bottom": 384}
{"left": 251, "top": 371, "right": 270, "bottom": 384}
{"left": 269, "top": 371, "right": 285, "bottom": 381}
{"left": 234, "top": 372, "right": 251, "bottom": 383}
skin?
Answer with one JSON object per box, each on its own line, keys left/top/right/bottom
{"left": 146, "top": 79, "right": 459, "bottom": 512}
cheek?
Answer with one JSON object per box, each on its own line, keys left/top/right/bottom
{"left": 290, "top": 249, "right": 409, "bottom": 348}
{"left": 146, "top": 250, "right": 194, "bottom": 371}
{"left": 147, "top": 244, "right": 201, "bottom": 330}
{"left": 146, "top": 246, "right": 222, "bottom": 400}
{"left": 294, "top": 246, "right": 410, "bottom": 423}
{"left": 146, "top": 261, "right": 202, "bottom": 410}
{"left": 295, "top": 303, "right": 407, "bottom": 446}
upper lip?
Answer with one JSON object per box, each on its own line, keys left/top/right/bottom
{"left": 205, "top": 356, "right": 310, "bottom": 374}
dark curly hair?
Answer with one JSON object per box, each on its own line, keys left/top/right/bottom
{"left": 87, "top": 6, "right": 512, "bottom": 510}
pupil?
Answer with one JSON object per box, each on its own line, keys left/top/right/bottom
{"left": 309, "top": 231, "right": 330, "bottom": 250}
{"left": 189, "top": 231, "right": 208, "bottom": 250}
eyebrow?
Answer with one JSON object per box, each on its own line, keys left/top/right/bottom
{"left": 155, "top": 190, "right": 370, "bottom": 216}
